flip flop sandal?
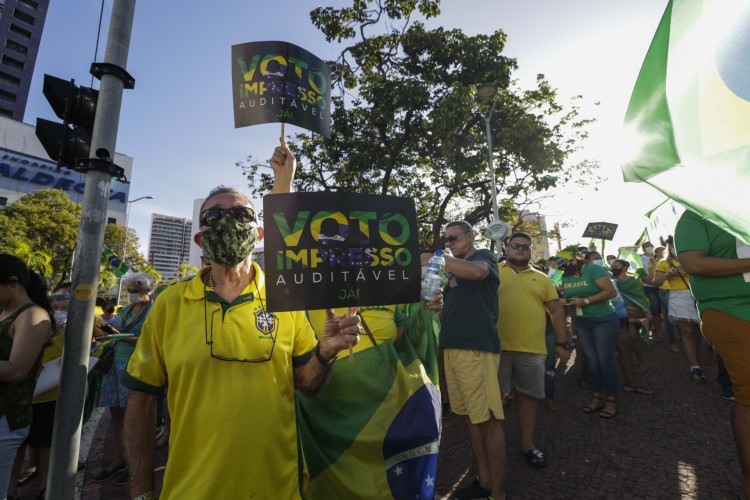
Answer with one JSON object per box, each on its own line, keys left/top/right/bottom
{"left": 600, "top": 401, "right": 619, "bottom": 419}
{"left": 524, "top": 449, "right": 547, "bottom": 469}
{"left": 583, "top": 395, "right": 604, "bottom": 413}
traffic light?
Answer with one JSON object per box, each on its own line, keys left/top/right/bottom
{"left": 35, "top": 74, "right": 98, "bottom": 170}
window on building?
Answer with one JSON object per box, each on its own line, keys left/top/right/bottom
{"left": 0, "top": 197, "right": 7, "bottom": 208}
{"left": 4, "top": 39, "right": 28, "bottom": 56}
{"left": 18, "top": 0, "right": 38, "bottom": 9}
{"left": 0, "top": 107, "right": 12, "bottom": 118}
{"left": 12, "top": 8, "right": 35, "bottom": 24}
{"left": 9, "top": 23, "right": 32, "bottom": 39}
{"left": 107, "top": 217, "right": 117, "bottom": 225}
{"left": 0, "top": 70, "right": 21, "bottom": 86}
{"left": 1, "top": 55, "right": 24, "bottom": 71}
{"left": 0, "top": 88, "right": 17, "bottom": 103}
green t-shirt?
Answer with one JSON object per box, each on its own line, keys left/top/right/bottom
{"left": 440, "top": 248, "right": 500, "bottom": 353}
{"left": 562, "top": 264, "right": 616, "bottom": 318}
{"left": 675, "top": 210, "right": 750, "bottom": 322}
{"left": 615, "top": 275, "right": 650, "bottom": 313}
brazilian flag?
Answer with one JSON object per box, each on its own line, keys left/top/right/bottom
{"left": 622, "top": 0, "right": 750, "bottom": 244}
{"left": 297, "top": 305, "right": 441, "bottom": 499}
{"left": 102, "top": 247, "right": 129, "bottom": 277}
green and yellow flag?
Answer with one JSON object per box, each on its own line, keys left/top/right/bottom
{"left": 102, "top": 247, "right": 128, "bottom": 277}
{"left": 622, "top": 0, "right": 750, "bottom": 244}
{"left": 634, "top": 228, "right": 650, "bottom": 248}
{"left": 618, "top": 248, "right": 643, "bottom": 273}
{"left": 297, "top": 305, "right": 440, "bottom": 499}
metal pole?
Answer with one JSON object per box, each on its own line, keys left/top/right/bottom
{"left": 485, "top": 95, "right": 500, "bottom": 258}
{"left": 48, "top": 1, "right": 136, "bottom": 498}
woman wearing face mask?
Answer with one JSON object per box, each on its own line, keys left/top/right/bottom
{"left": 0, "top": 254, "right": 53, "bottom": 499}
{"left": 562, "top": 251, "right": 620, "bottom": 418}
{"left": 652, "top": 237, "right": 706, "bottom": 383}
{"left": 94, "top": 273, "right": 155, "bottom": 484}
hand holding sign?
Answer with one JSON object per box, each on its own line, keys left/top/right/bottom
{"left": 270, "top": 136, "right": 296, "bottom": 195}
{"left": 321, "top": 308, "right": 362, "bottom": 362}
{"left": 347, "top": 306, "right": 359, "bottom": 363}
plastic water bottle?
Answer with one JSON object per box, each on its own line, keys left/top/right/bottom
{"left": 421, "top": 249, "right": 445, "bottom": 301}
{"left": 442, "top": 248, "right": 454, "bottom": 287}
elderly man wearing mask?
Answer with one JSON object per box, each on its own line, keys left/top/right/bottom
{"left": 122, "top": 140, "right": 361, "bottom": 500}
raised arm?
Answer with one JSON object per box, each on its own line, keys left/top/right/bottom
{"left": 270, "top": 137, "right": 296, "bottom": 194}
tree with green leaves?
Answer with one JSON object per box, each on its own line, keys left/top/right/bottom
{"left": 0, "top": 189, "right": 149, "bottom": 287}
{"left": 238, "top": 0, "right": 598, "bottom": 250}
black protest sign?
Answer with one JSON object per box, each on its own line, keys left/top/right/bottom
{"left": 582, "top": 222, "right": 619, "bottom": 241}
{"left": 263, "top": 192, "right": 421, "bottom": 312}
{"left": 231, "top": 41, "right": 331, "bottom": 138}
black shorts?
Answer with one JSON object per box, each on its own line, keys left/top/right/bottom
{"left": 28, "top": 401, "right": 56, "bottom": 448}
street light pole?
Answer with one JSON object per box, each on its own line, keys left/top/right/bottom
{"left": 477, "top": 83, "right": 509, "bottom": 259}
{"left": 116, "top": 195, "right": 153, "bottom": 303}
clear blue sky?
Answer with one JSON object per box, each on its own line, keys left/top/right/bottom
{"left": 24, "top": 0, "right": 670, "bottom": 256}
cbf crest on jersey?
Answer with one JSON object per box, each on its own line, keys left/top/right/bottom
{"left": 254, "top": 310, "right": 278, "bottom": 334}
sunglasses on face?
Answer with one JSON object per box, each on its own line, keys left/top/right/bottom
{"left": 199, "top": 206, "right": 257, "bottom": 227}
{"left": 444, "top": 231, "right": 470, "bottom": 244}
{"left": 51, "top": 293, "right": 70, "bottom": 301}
{"left": 508, "top": 242, "right": 532, "bottom": 251}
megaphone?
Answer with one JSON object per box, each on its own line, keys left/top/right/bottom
{"left": 483, "top": 219, "right": 509, "bottom": 241}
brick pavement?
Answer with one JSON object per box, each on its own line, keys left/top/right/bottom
{"left": 13, "top": 340, "right": 743, "bottom": 499}
{"left": 436, "top": 340, "right": 743, "bottom": 499}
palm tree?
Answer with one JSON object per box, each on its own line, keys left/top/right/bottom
{"left": 14, "top": 242, "right": 54, "bottom": 278}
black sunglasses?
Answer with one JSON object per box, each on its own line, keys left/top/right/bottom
{"left": 445, "top": 231, "right": 470, "bottom": 244}
{"left": 200, "top": 206, "right": 257, "bottom": 227}
{"left": 508, "top": 242, "right": 532, "bottom": 251}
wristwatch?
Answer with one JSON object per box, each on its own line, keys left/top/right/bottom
{"left": 314, "top": 343, "right": 338, "bottom": 367}
{"left": 583, "top": 297, "right": 590, "bottom": 305}
{"left": 556, "top": 342, "right": 572, "bottom": 350}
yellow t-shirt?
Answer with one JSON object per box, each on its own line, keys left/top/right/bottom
{"left": 306, "top": 305, "right": 405, "bottom": 355}
{"left": 656, "top": 257, "right": 689, "bottom": 291}
{"left": 497, "top": 263, "right": 559, "bottom": 355}
{"left": 123, "top": 264, "right": 316, "bottom": 500}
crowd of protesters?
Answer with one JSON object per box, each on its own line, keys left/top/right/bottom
{"left": 2, "top": 141, "right": 749, "bottom": 500}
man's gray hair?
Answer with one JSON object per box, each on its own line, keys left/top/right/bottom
{"left": 124, "top": 273, "right": 157, "bottom": 294}
{"left": 199, "top": 185, "right": 252, "bottom": 213}
{"left": 446, "top": 220, "right": 474, "bottom": 234}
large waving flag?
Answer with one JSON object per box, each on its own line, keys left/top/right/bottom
{"left": 296, "top": 335, "right": 440, "bottom": 499}
{"left": 622, "top": 0, "right": 750, "bottom": 244}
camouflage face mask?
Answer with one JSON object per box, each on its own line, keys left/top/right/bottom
{"left": 202, "top": 215, "right": 259, "bottom": 267}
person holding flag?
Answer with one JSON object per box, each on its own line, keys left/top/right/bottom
{"left": 676, "top": 209, "right": 750, "bottom": 498}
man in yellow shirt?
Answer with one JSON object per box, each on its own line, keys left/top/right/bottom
{"left": 497, "top": 232, "right": 569, "bottom": 469}
{"left": 122, "top": 142, "right": 361, "bottom": 499}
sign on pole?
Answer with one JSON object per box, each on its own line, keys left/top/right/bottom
{"left": 263, "top": 192, "right": 421, "bottom": 311}
{"left": 582, "top": 222, "right": 618, "bottom": 241}
{"left": 231, "top": 41, "right": 332, "bottom": 138}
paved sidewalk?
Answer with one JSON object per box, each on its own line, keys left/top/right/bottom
{"left": 14, "top": 340, "right": 743, "bottom": 499}
{"left": 437, "top": 341, "right": 743, "bottom": 499}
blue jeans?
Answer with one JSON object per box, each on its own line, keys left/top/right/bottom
{"left": 658, "top": 288, "right": 678, "bottom": 344}
{"left": 544, "top": 324, "right": 556, "bottom": 401}
{"left": 574, "top": 313, "right": 620, "bottom": 396}
{"left": 0, "top": 416, "right": 30, "bottom": 499}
